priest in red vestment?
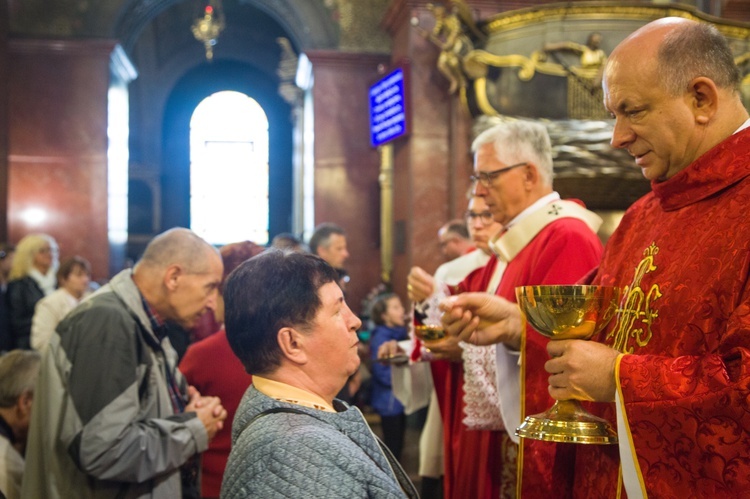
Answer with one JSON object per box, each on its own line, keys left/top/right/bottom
{"left": 409, "top": 120, "right": 602, "bottom": 499}
{"left": 443, "top": 17, "right": 750, "bottom": 499}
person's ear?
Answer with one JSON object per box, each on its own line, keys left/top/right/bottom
{"left": 523, "top": 163, "right": 540, "bottom": 190}
{"left": 277, "top": 327, "right": 309, "bottom": 365}
{"left": 17, "top": 390, "right": 33, "bottom": 418}
{"left": 164, "top": 264, "right": 183, "bottom": 291}
{"left": 688, "top": 77, "right": 718, "bottom": 125}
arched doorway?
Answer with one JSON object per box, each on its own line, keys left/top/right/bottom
{"left": 160, "top": 60, "right": 292, "bottom": 246}
{"left": 190, "top": 90, "right": 270, "bottom": 245}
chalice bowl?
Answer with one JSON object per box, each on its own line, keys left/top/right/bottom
{"left": 413, "top": 282, "right": 449, "bottom": 342}
{"left": 515, "top": 284, "right": 621, "bottom": 444}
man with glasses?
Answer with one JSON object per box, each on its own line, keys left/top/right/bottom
{"left": 409, "top": 120, "right": 603, "bottom": 499}
{"left": 382, "top": 195, "right": 501, "bottom": 497}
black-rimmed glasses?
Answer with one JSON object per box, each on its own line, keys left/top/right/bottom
{"left": 470, "top": 162, "right": 528, "bottom": 187}
{"left": 464, "top": 210, "right": 494, "bottom": 225}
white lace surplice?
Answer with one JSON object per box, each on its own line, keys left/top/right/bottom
{"left": 461, "top": 342, "right": 505, "bottom": 430}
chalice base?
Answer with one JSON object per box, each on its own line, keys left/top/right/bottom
{"left": 515, "top": 400, "right": 618, "bottom": 444}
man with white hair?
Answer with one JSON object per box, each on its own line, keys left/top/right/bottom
{"left": 410, "top": 120, "right": 603, "bottom": 498}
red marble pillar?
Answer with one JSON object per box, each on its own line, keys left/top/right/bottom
{"left": 7, "top": 39, "right": 116, "bottom": 282}
{"left": 306, "top": 50, "right": 390, "bottom": 314}
{"left": 0, "top": 3, "right": 8, "bottom": 241}
{"left": 382, "top": 0, "right": 475, "bottom": 300}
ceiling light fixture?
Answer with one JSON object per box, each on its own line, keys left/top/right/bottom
{"left": 191, "top": 0, "right": 225, "bottom": 61}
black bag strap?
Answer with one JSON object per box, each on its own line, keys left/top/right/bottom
{"left": 242, "top": 406, "right": 419, "bottom": 499}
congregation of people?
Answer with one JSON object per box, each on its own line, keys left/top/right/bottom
{"left": 0, "top": 15, "right": 748, "bottom": 499}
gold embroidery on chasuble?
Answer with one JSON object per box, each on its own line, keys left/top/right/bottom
{"left": 607, "top": 242, "right": 663, "bottom": 353}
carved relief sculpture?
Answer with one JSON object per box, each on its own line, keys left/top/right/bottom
{"left": 413, "top": 2, "right": 478, "bottom": 94}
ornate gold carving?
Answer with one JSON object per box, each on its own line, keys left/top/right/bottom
{"left": 472, "top": 78, "right": 499, "bottom": 117}
{"left": 483, "top": 5, "right": 750, "bottom": 40}
{"left": 464, "top": 33, "right": 609, "bottom": 119}
{"left": 607, "top": 242, "right": 662, "bottom": 354}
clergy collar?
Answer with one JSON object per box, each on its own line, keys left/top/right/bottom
{"left": 734, "top": 117, "right": 750, "bottom": 134}
{"left": 504, "top": 191, "right": 561, "bottom": 230}
{"left": 489, "top": 199, "right": 601, "bottom": 263}
{"left": 652, "top": 126, "right": 750, "bottom": 212}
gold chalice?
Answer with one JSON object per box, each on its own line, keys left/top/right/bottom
{"left": 515, "top": 285, "right": 621, "bottom": 444}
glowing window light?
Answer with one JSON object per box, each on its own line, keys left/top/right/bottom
{"left": 190, "top": 91, "right": 269, "bottom": 246}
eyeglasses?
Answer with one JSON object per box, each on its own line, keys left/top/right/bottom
{"left": 465, "top": 210, "right": 494, "bottom": 225}
{"left": 470, "top": 162, "right": 528, "bottom": 187}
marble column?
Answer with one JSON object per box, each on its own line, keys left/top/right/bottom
{"left": 7, "top": 38, "right": 119, "bottom": 282}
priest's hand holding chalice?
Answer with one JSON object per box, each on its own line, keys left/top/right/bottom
{"left": 407, "top": 267, "right": 463, "bottom": 362}
{"left": 440, "top": 285, "right": 622, "bottom": 444}
{"left": 515, "top": 285, "right": 622, "bottom": 444}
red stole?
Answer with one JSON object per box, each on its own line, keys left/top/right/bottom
{"left": 492, "top": 217, "right": 603, "bottom": 498}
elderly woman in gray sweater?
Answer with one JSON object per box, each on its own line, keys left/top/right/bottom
{"left": 221, "top": 250, "right": 418, "bottom": 499}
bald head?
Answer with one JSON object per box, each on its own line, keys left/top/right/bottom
{"left": 606, "top": 17, "right": 741, "bottom": 97}
{"left": 133, "top": 228, "right": 223, "bottom": 329}
{"left": 603, "top": 17, "right": 748, "bottom": 182}
{"left": 136, "top": 227, "right": 220, "bottom": 274}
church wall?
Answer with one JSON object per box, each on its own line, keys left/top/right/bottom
{"left": 7, "top": 39, "right": 114, "bottom": 282}
{"left": 305, "top": 50, "right": 389, "bottom": 314}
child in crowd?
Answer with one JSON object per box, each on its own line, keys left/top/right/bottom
{"left": 369, "top": 292, "right": 408, "bottom": 460}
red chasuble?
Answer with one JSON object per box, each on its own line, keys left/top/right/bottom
{"left": 574, "top": 128, "right": 750, "bottom": 498}
{"left": 432, "top": 256, "right": 506, "bottom": 499}
{"left": 441, "top": 213, "right": 602, "bottom": 499}
{"left": 491, "top": 217, "right": 603, "bottom": 498}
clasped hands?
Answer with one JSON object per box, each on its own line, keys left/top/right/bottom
{"left": 439, "top": 292, "right": 620, "bottom": 403}
{"left": 186, "top": 385, "right": 228, "bottom": 440}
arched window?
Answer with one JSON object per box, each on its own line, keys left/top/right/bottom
{"left": 190, "top": 91, "right": 269, "bottom": 245}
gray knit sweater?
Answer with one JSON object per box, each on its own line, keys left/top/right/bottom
{"left": 221, "top": 386, "right": 417, "bottom": 498}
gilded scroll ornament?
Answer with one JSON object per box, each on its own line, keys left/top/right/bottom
{"left": 607, "top": 242, "right": 662, "bottom": 354}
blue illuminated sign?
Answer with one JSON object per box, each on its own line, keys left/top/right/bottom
{"left": 369, "top": 67, "right": 408, "bottom": 147}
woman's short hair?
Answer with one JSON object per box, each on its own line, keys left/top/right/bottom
{"left": 56, "top": 256, "right": 91, "bottom": 284}
{"left": 224, "top": 250, "right": 339, "bottom": 375}
{"left": 219, "top": 241, "right": 265, "bottom": 290}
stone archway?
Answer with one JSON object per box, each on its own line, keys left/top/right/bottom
{"left": 114, "top": 0, "right": 338, "bottom": 53}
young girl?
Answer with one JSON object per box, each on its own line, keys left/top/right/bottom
{"left": 369, "top": 292, "right": 408, "bottom": 460}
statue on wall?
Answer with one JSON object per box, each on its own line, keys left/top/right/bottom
{"left": 539, "top": 32, "right": 608, "bottom": 118}
{"left": 413, "top": 2, "right": 479, "bottom": 94}
{"left": 543, "top": 32, "right": 607, "bottom": 70}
